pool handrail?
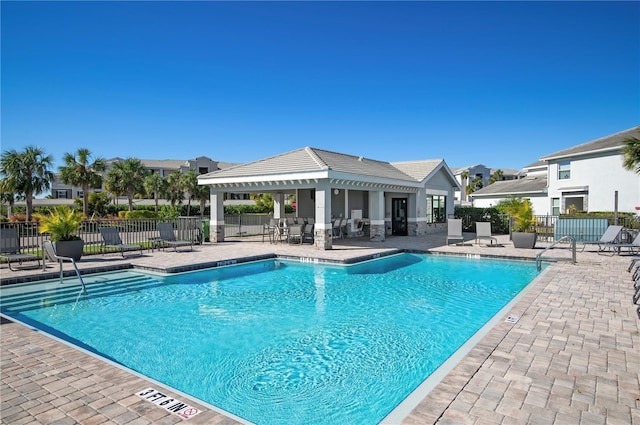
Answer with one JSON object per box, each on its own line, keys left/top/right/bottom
{"left": 42, "top": 240, "right": 87, "bottom": 295}
{"left": 536, "top": 235, "right": 576, "bottom": 271}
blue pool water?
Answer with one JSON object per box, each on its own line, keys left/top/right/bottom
{"left": 1, "top": 253, "right": 540, "bottom": 425}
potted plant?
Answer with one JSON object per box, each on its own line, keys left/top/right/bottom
{"left": 498, "top": 196, "right": 537, "bottom": 249}
{"left": 34, "top": 206, "right": 85, "bottom": 260}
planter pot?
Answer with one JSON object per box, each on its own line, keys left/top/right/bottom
{"left": 54, "top": 239, "right": 85, "bottom": 261}
{"left": 512, "top": 232, "right": 537, "bottom": 249}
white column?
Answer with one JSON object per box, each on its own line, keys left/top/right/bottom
{"left": 209, "top": 190, "right": 225, "bottom": 242}
{"left": 369, "top": 190, "right": 385, "bottom": 242}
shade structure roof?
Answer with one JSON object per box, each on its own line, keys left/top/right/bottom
{"left": 198, "top": 147, "right": 458, "bottom": 193}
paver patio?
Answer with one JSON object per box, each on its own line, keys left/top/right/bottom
{"left": 2, "top": 233, "right": 639, "bottom": 424}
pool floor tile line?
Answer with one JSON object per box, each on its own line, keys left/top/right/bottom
{"left": 2, "top": 234, "right": 640, "bottom": 424}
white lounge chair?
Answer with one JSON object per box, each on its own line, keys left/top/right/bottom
{"left": 475, "top": 222, "right": 497, "bottom": 246}
{"left": 447, "top": 219, "right": 464, "bottom": 245}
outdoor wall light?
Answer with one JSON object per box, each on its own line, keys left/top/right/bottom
{"left": 334, "top": 189, "right": 339, "bottom": 195}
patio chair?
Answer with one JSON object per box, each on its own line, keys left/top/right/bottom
{"left": 475, "top": 222, "right": 497, "bottom": 246}
{"left": 446, "top": 219, "right": 464, "bottom": 245}
{"left": 99, "top": 227, "right": 143, "bottom": 258}
{"left": 0, "top": 227, "right": 41, "bottom": 270}
{"left": 332, "top": 218, "right": 343, "bottom": 239}
{"left": 263, "top": 218, "right": 279, "bottom": 243}
{"left": 287, "top": 224, "right": 305, "bottom": 245}
{"left": 302, "top": 223, "right": 314, "bottom": 244}
{"left": 157, "top": 222, "right": 193, "bottom": 252}
{"left": 600, "top": 231, "right": 640, "bottom": 256}
{"left": 582, "top": 225, "right": 624, "bottom": 254}
{"left": 340, "top": 218, "right": 349, "bottom": 238}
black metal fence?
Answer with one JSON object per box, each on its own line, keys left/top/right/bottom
{"left": 2, "top": 213, "right": 639, "bottom": 257}
{"left": 1, "top": 217, "right": 203, "bottom": 256}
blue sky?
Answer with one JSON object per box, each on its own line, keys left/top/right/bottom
{"left": 2, "top": 1, "right": 639, "bottom": 173}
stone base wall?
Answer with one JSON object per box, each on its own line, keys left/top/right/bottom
{"left": 369, "top": 224, "right": 386, "bottom": 242}
{"left": 212, "top": 224, "right": 225, "bottom": 242}
{"left": 314, "top": 228, "right": 332, "bottom": 250}
{"left": 411, "top": 222, "right": 447, "bottom": 236}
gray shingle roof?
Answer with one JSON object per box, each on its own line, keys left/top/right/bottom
{"left": 470, "top": 175, "right": 547, "bottom": 197}
{"left": 390, "top": 159, "right": 445, "bottom": 182}
{"left": 200, "top": 147, "right": 427, "bottom": 182}
{"left": 540, "top": 126, "right": 640, "bottom": 161}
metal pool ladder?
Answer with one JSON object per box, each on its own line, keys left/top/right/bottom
{"left": 536, "top": 235, "right": 577, "bottom": 271}
{"left": 42, "top": 241, "right": 87, "bottom": 298}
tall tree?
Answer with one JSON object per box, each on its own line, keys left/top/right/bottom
{"left": 163, "top": 171, "right": 185, "bottom": 207}
{"left": 182, "top": 170, "right": 198, "bottom": 216}
{"left": 488, "top": 169, "right": 504, "bottom": 185}
{"left": 459, "top": 170, "right": 470, "bottom": 202}
{"left": 143, "top": 172, "right": 166, "bottom": 213}
{"left": 0, "top": 178, "right": 16, "bottom": 218}
{"left": 466, "top": 175, "right": 483, "bottom": 195}
{"left": 0, "top": 146, "right": 54, "bottom": 221}
{"left": 59, "top": 148, "right": 107, "bottom": 217}
{"left": 622, "top": 136, "right": 640, "bottom": 174}
{"left": 104, "top": 158, "right": 148, "bottom": 211}
{"left": 190, "top": 175, "right": 211, "bottom": 218}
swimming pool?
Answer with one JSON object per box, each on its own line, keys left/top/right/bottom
{"left": 1, "top": 253, "right": 541, "bottom": 425}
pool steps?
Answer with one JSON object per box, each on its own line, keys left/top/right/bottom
{"left": 1, "top": 274, "right": 159, "bottom": 313}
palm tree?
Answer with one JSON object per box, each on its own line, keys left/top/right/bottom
{"left": 460, "top": 171, "right": 470, "bottom": 202}
{"left": 104, "top": 158, "right": 148, "bottom": 211}
{"left": 488, "top": 169, "right": 503, "bottom": 185}
{"left": 0, "top": 146, "right": 54, "bottom": 221}
{"left": 143, "top": 172, "right": 166, "bottom": 213}
{"left": 191, "top": 176, "right": 211, "bottom": 218}
{"left": 59, "top": 148, "right": 107, "bottom": 217}
{"left": 622, "top": 136, "right": 640, "bottom": 174}
{"left": 0, "top": 178, "right": 16, "bottom": 218}
{"left": 164, "top": 171, "right": 185, "bottom": 207}
{"left": 182, "top": 170, "right": 199, "bottom": 216}
{"left": 466, "top": 176, "right": 483, "bottom": 195}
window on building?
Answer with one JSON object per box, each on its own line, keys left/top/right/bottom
{"left": 198, "top": 167, "right": 209, "bottom": 174}
{"left": 55, "top": 190, "right": 68, "bottom": 199}
{"left": 551, "top": 198, "right": 560, "bottom": 216}
{"left": 558, "top": 161, "right": 570, "bottom": 180}
{"left": 426, "top": 195, "right": 446, "bottom": 223}
{"left": 77, "top": 191, "right": 83, "bottom": 199}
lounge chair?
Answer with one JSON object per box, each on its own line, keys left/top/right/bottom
{"left": 0, "top": 227, "right": 41, "bottom": 270}
{"left": 157, "top": 222, "right": 193, "bottom": 252}
{"left": 601, "top": 231, "right": 640, "bottom": 256}
{"left": 447, "top": 219, "right": 464, "bottom": 245}
{"left": 475, "top": 222, "right": 497, "bottom": 246}
{"left": 581, "top": 225, "right": 623, "bottom": 253}
{"left": 99, "top": 227, "right": 143, "bottom": 258}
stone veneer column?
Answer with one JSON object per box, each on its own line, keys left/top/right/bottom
{"left": 210, "top": 190, "right": 225, "bottom": 242}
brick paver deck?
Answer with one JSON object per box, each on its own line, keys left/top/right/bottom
{"left": 2, "top": 233, "right": 639, "bottom": 424}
